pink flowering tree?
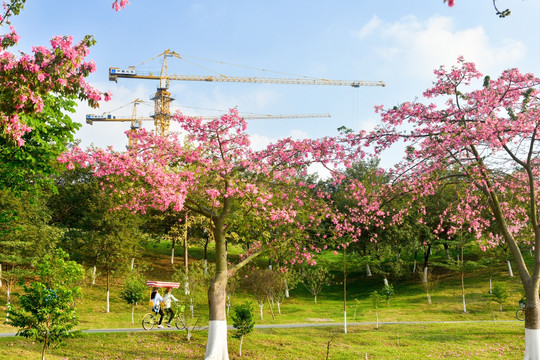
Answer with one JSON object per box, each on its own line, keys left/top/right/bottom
{"left": 0, "top": 0, "right": 110, "bottom": 147}
{"left": 359, "top": 57, "right": 540, "bottom": 359}
{"left": 59, "top": 109, "right": 359, "bottom": 359}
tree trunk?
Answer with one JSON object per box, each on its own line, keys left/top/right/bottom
{"left": 489, "top": 278, "right": 493, "bottom": 294}
{"left": 461, "top": 247, "right": 466, "bottom": 313}
{"left": 106, "top": 265, "right": 110, "bottom": 313}
{"left": 344, "top": 310, "right": 347, "bottom": 334}
{"left": 204, "top": 259, "right": 208, "bottom": 276}
{"left": 443, "top": 243, "right": 451, "bottom": 260}
{"left": 366, "top": 264, "right": 372, "bottom": 277}
{"left": 92, "top": 265, "right": 97, "bottom": 285}
{"left": 131, "top": 305, "right": 135, "bottom": 325}
{"left": 171, "top": 246, "right": 175, "bottom": 265}
{"left": 0, "top": 263, "right": 2, "bottom": 287}
{"left": 412, "top": 259, "right": 417, "bottom": 273}
{"left": 423, "top": 266, "right": 428, "bottom": 283}
{"left": 524, "top": 295, "right": 540, "bottom": 359}
{"left": 507, "top": 260, "right": 514, "bottom": 277}
{"left": 423, "top": 243, "right": 431, "bottom": 269}
{"left": 314, "top": 295, "right": 317, "bottom": 304}
{"left": 375, "top": 310, "right": 379, "bottom": 330}
{"left": 239, "top": 335, "right": 244, "bottom": 357}
{"left": 130, "top": 257, "right": 135, "bottom": 270}
{"left": 259, "top": 304, "right": 264, "bottom": 320}
{"left": 383, "top": 277, "right": 389, "bottom": 287}
{"left": 284, "top": 280, "right": 289, "bottom": 298}
{"left": 184, "top": 222, "right": 189, "bottom": 274}
{"left": 277, "top": 301, "right": 281, "bottom": 315}
{"left": 205, "top": 223, "right": 229, "bottom": 360}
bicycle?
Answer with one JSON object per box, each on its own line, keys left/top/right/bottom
{"left": 516, "top": 307, "right": 525, "bottom": 321}
{"left": 142, "top": 302, "right": 185, "bottom": 330}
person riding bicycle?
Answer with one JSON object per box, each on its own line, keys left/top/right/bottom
{"left": 150, "top": 287, "right": 165, "bottom": 328}
{"left": 162, "top": 287, "right": 179, "bottom": 327}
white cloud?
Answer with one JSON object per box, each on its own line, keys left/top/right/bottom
{"left": 354, "top": 15, "right": 383, "bottom": 39}
{"left": 354, "top": 15, "right": 526, "bottom": 78}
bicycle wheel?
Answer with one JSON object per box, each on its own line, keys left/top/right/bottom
{"left": 516, "top": 309, "right": 525, "bottom": 321}
{"left": 142, "top": 313, "right": 156, "bottom": 330}
{"left": 174, "top": 314, "right": 184, "bottom": 330}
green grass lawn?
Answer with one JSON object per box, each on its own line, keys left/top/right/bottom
{"left": 0, "top": 240, "right": 531, "bottom": 358}
{"left": 0, "top": 322, "right": 525, "bottom": 359}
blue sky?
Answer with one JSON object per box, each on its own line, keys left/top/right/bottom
{"left": 11, "top": 1, "right": 540, "bottom": 168}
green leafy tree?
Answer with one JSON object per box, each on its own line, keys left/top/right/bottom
{"left": 8, "top": 248, "right": 84, "bottom": 360}
{"left": 369, "top": 290, "right": 383, "bottom": 330}
{"left": 231, "top": 302, "right": 255, "bottom": 357}
{"left": 490, "top": 283, "right": 509, "bottom": 312}
{"left": 380, "top": 284, "right": 394, "bottom": 305}
{"left": 119, "top": 271, "right": 146, "bottom": 324}
{"left": 301, "top": 265, "right": 329, "bottom": 304}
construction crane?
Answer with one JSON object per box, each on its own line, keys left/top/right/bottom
{"left": 108, "top": 50, "right": 385, "bottom": 136}
{"left": 86, "top": 110, "right": 333, "bottom": 146}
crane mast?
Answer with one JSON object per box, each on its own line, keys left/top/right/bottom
{"left": 108, "top": 50, "right": 385, "bottom": 136}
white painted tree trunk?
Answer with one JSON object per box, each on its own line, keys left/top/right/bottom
{"left": 489, "top": 278, "right": 493, "bottom": 294}
{"left": 92, "top": 266, "right": 97, "bottom": 285}
{"left": 277, "top": 301, "right": 281, "bottom": 315}
{"left": 524, "top": 329, "right": 540, "bottom": 360}
{"left": 0, "top": 263, "right": 2, "bottom": 287}
{"left": 190, "top": 301, "right": 194, "bottom": 318}
{"left": 226, "top": 295, "right": 231, "bottom": 317}
{"left": 507, "top": 260, "right": 514, "bottom": 277}
{"left": 462, "top": 293, "right": 467, "bottom": 313}
{"left": 375, "top": 311, "right": 379, "bottom": 329}
{"left": 130, "top": 258, "right": 135, "bottom": 270}
{"left": 171, "top": 247, "right": 175, "bottom": 265}
{"left": 131, "top": 306, "right": 135, "bottom": 324}
{"left": 204, "top": 259, "right": 208, "bottom": 276}
{"left": 426, "top": 290, "right": 432, "bottom": 305}
{"left": 205, "top": 320, "right": 229, "bottom": 360}
{"left": 284, "top": 280, "right": 289, "bottom": 298}
{"left": 383, "top": 277, "right": 389, "bottom": 287}
{"left": 239, "top": 335, "right": 244, "bottom": 357}
{"left": 344, "top": 310, "right": 347, "bottom": 334}
{"left": 366, "top": 264, "right": 372, "bottom": 277}
{"left": 423, "top": 267, "right": 428, "bottom": 283}
{"left": 259, "top": 304, "right": 264, "bottom": 320}
{"left": 314, "top": 295, "right": 317, "bottom": 304}
{"left": 106, "top": 290, "right": 110, "bottom": 313}
{"left": 185, "top": 281, "right": 190, "bottom": 295}
{"left": 412, "top": 260, "right": 417, "bottom": 273}
{"left": 268, "top": 264, "right": 272, "bottom": 270}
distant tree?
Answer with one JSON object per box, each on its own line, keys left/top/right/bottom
{"left": 231, "top": 302, "right": 255, "bottom": 357}
{"left": 119, "top": 270, "right": 146, "bottom": 324}
{"left": 369, "top": 290, "right": 383, "bottom": 330}
{"left": 8, "top": 249, "right": 84, "bottom": 360}
{"left": 490, "top": 283, "right": 509, "bottom": 312}
{"left": 242, "top": 268, "right": 276, "bottom": 320}
{"left": 301, "top": 266, "right": 329, "bottom": 304}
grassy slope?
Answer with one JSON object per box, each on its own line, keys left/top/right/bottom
{"left": 0, "top": 240, "right": 529, "bottom": 358}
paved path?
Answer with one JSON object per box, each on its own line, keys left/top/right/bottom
{"left": 0, "top": 319, "right": 518, "bottom": 338}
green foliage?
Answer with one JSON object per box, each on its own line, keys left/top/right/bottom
{"left": 8, "top": 249, "right": 83, "bottom": 358}
{"left": 301, "top": 265, "right": 329, "bottom": 302}
{"left": 231, "top": 302, "right": 255, "bottom": 340}
{"left": 119, "top": 271, "right": 146, "bottom": 306}
{"left": 490, "top": 283, "right": 509, "bottom": 311}
{"left": 369, "top": 290, "right": 383, "bottom": 310}
{"left": 0, "top": 94, "right": 81, "bottom": 193}
{"left": 381, "top": 284, "right": 394, "bottom": 302}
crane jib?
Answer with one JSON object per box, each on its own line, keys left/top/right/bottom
{"left": 108, "top": 68, "right": 385, "bottom": 87}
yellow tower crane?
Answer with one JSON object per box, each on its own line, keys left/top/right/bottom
{"left": 108, "top": 50, "right": 385, "bottom": 136}
{"left": 86, "top": 103, "right": 332, "bottom": 147}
